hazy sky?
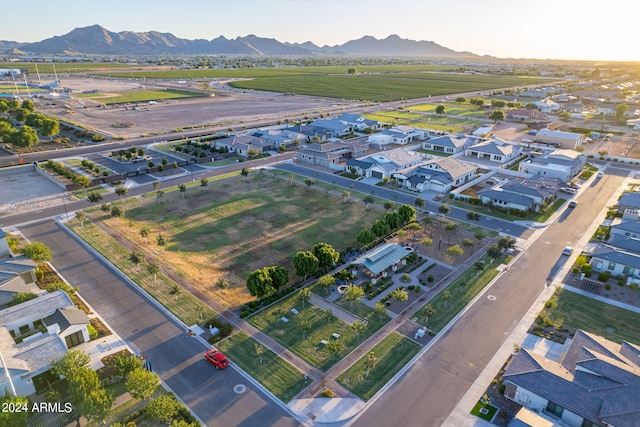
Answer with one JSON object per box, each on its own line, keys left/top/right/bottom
{"left": 3, "top": 0, "right": 637, "bottom": 61}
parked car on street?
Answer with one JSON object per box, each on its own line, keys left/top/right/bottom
{"left": 568, "top": 201, "right": 578, "bottom": 208}
{"left": 562, "top": 246, "right": 574, "bottom": 256}
{"left": 205, "top": 349, "right": 229, "bottom": 370}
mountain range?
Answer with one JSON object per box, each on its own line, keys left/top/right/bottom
{"left": 0, "top": 25, "right": 477, "bottom": 57}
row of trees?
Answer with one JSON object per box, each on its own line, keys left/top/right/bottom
{"left": 44, "top": 160, "right": 92, "bottom": 188}
{"left": 246, "top": 242, "right": 340, "bottom": 299}
{"left": 356, "top": 204, "right": 417, "bottom": 245}
{"left": 0, "top": 99, "right": 59, "bottom": 147}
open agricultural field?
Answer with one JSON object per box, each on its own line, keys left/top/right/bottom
{"left": 0, "top": 62, "right": 145, "bottom": 74}
{"left": 73, "top": 88, "right": 206, "bottom": 104}
{"left": 229, "top": 72, "right": 553, "bottom": 102}
{"left": 0, "top": 84, "right": 47, "bottom": 94}
{"left": 93, "top": 65, "right": 554, "bottom": 101}
{"left": 85, "top": 173, "right": 380, "bottom": 307}
{"left": 365, "top": 110, "right": 484, "bottom": 133}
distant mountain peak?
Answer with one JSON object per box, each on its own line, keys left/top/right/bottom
{"left": 19, "top": 25, "right": 477, "bottom": 57}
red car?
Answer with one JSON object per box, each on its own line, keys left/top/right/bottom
{"left": 205, "top": 349, "right": 229, "bottom": 370}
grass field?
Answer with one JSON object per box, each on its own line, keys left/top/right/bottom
{"left": 0, "top": 84, "right": 47, "bottom": 94}
{"left": 68, "top": 220, "right": 216, "bottom": 325}
{"left": 0, "top": 62, "right": 143, "bottom": 74}
{"left": 89, "top": 173, "right": 380, "bottom": 307}
{"left": 539, "top": 288, "right": 640, "bottom": 344}
{"left": 449, "top": 197, "right": 566, "bottom": 223}
{"left": 216, "top": 332, "right": 308, "bottom": 403}
{"left": 248, "top": 289, "right": 390, "bottom": 371}
{"left": 407, "top": 102, "right": 488, "bottom": 118}
{"left": 75, "top": 89, "right": 206, "bottom": 104}
{"left": 365, "top": 110, "right": 484, "bottom": 133}
{"left": 229, "top": 72, "right": 552, "bottom": 102}
{"left": 414, "top": 253, "right": 510, "bottom": 332}
{"left": 336, "top": 332, "right": 420, "bottom": 401}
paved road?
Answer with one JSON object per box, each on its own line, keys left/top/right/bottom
{"left": 19, "top": 219, "right": 301, "bottom": 427}
{"left": 277, "top": 163, "right": 532, "bottom": 239}
{"left": 350, "top": 168, "right": 626, "bottom": 426}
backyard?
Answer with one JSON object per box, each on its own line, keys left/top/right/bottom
{"left": 79, "top": 173, "right": 380, "bottom": 308}
{"left": 535, "top": 288, "right": 640, "bottom": 344}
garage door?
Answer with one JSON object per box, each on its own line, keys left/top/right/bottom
{"left": 65, "top": 331, "right": 85, "bottom": 348}
{"left": 372, "top": 171, "right": 384, "bottom": 179}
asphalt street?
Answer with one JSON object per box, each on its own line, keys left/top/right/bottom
{"left": 277, "top": 163, "right": 532, "bottom": 239}
{"left": 350, "top": 168, "right": 626, "bottom": 426}
{"left": 19, "top": 219, "right": 301, "bottom": 427}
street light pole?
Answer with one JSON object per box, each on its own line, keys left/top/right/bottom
{"left": 61, "top": 192, "right": 69, "bottom": 222}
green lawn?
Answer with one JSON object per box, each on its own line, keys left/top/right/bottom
{"left": 407, "top": 103, "right": 488, "bottom": 118}
{"left": 248, "top": 289, "right": 389, "bottom": 371}
{"left": 337, "top": 332, "right": 420, "bottom": 401}
{"left": 539, "top": 288, "right": 640, "bottom": 344}
{"left": 77, "top": 89, "right": 206, "bottom": 104}
{"left": 471, "top": 401, "right": 498, "bottom": 421}
{"left": 216, "top": 332, "right": 308, "bottom": 403}
{"left": 449, "top": 197, "right": 566, "bottom": 223}
{"left": 364, "top": 110, "right": 484, "bottom": 133}
{"left": 68, "top": 221, "right": 216, "bottom": 325}
{"left": 414, "top": 253, "right": 510, "bottom": 332}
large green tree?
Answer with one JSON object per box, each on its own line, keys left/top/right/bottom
{"left": 397, "top": 204, "right": 417, "bottom": 224}
{"left": 313, "top": 242, "right": 339, "bottom": 271}
{"left": 12, "top": 125, "right": 38, "bottom": 147}
{"left": 41, "top": 118, "right": 60, "bottom": 139}
{"left": 246, "top": 268, "right": 275, "bottom": 298}
{"left": 293, "top": 251, "right": 319, "bottom": 279}
{"left": 125, "top": 368, "right": 159, "bottom": 401}
{"left": 145, "top": 394, "right": 180, "bottom": 423}
{"left": 342, "top": 284, "right": 365, "bottom": 308}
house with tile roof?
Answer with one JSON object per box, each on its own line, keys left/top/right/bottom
{"left": 336, "top": 113, "right": 381, "bottom": 131}
{"left": 518, "top": 149, "right": 586, "bottom": 182}
{"left": 345, "top": 148, "right": 425, "bottom": 180}
{"left": 392, "top": 157, "right": 477, "bottom": 193}
{"left": 368, "top": 126, "right": 425, "bottom": 146}
{"left": 465, "top": 139, "right": 521, "bottom": 164}
{"left": 422, "top": 134, "right": 479, "bottom": 155}
{"left": 297, "top": 140, "right": 369, "bottom": 169}
{"left": 0, "top": 290, "right": 90, "bottom": 395}
{"left": 503, "top": 330, "right": 640, "bottom": 427}
{"left": 214, "top": 135, "right": 273, "bottom": 157}
{"left": 477, "top": 176, "right": 560, "bottom": 213}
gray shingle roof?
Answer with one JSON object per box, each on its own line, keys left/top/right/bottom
{"left": 14, "top": 334, "right": 68, "bottom": 375}
{"left": 611, "top": 220, "right": 640, "bottom": 234}
{"left": 619, "top": 192, "right": 640, "bottom": 209}
{"left": 505, "top": 330, "right": 640, "bottom": 427}
{"left": 43, "top": 307, "right": 89, "bottom": 332}
{"left": 0, "top": 291, "right": 73, "bottom": 326}
{"left": 591, "top": 246, "right": 640, "bottom": 270}
{"left": 606, "top": 234, "right": 640, "bottom": 253}
{"left": 477, "top": 189, "right": 535, "bottom": 207}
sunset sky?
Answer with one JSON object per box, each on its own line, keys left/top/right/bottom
{"left": 3, "top": 0, "right": 637, "bottom": 61}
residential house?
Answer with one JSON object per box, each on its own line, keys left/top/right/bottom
{"left": 250, "top": 128, "right": 307, "bottom": 149}
{"left": 589, "top": 243, "right": 640, "bottom": 280}
{"left": 533, "top": 99, "right": 561, "bottom": 113}
{"left": 345, "top": 148, "right": 425, "bottom": 180}
{"left": 503, "top": 330, "right": 640, "bottom": 427}
{"left": 595, "top": 104, "right": 616, "bottom": 116}
{"left": 308, "top": 118, "right": 353, "bottom": 138}
{"left": 0, "top": 290, "right": 90, "bottom": 395}
{"left": 618, "top": 192, "right": 640, "bottom": 213}
{"left": 296, "top": 140, "right": 369, "bottom": 169}
{"left": 472, "top": 125, "right": 495, "bottom": 137}
{"left": 286, "top": 124, "right": 332, "bottom": 143}
{"left": 335, "top": 113, "right": 381, "bottom": 131}
{"left": 609, "top": 220, "right": 640, "bottom": 239}
{"left": 518, "top": 149, "right": 586, "bottom": 182}
{"left": 0, "top": 229, "right": 39, "bottom": 310}
{"left": 562, "top": 101, "right": 586, "bottom": 113}
{"left": 534, "top": 129, "right": 585, "bottom": 150}
{"left": 368, "top": 126, "right": 424, "bottom": 146}
{"left": 214, "top": 135, "right": 272, "bottom": 157}
{"left": 393, "top": 157, "right": 477, "bottom": 193}
{"left": 422, "top": 134, "right": 479, "bottom": 155}
{"left": 465, "top": 139, "right": 521, "bottom": 164}
{"left": 477, "top": 176, "right": 560, "bottom": 213}
{"left": 507, "top": 109, "right": 548, "bottom": 122}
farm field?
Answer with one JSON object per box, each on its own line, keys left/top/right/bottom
{"left": 84, "top": 173, "right": 380, "bottom": 307}
{"left": 92, "top": 65, "right": 554, "bottom": 101}
{"left": 365, "top": 110, "right": 485, "bottom": 133}
{"left": 0, "top": 62, "right": 145, "bottom": 74}
{"left": 73, "top": 88, "right": 206, "bottom": 104}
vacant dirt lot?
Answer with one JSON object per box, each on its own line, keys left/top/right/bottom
{"left": 35, "top": 76, "right": 360, "bottom": 139}
{"left": 0, "top": 165, "right": 64, "bottom": 216}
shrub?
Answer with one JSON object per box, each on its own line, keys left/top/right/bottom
{"left": 605, "top": 284, "right": 612, "bottom": 290}
{"left": 87, "top": 324, "right": 98, "bottom": 340}
{"left": 320, "top": 388, "right": 336, "bottom": 398}
{"left": 598, "top": 271, "right": 611, "bottom": 282}
{"left": 427, "top": 275, "right": 435, "bottom": 282}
